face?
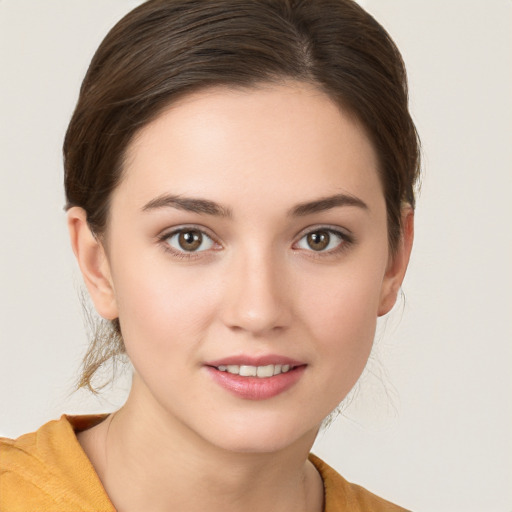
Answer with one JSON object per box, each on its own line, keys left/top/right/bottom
{"left": 78, "top": 82, "right": 407, "bottom": 454}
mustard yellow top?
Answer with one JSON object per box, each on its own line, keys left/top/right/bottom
{"left": 0, "top": 415, "right": 409, "bottom": 511}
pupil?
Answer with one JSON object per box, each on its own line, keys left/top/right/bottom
{"left": 307, "top": 231, "right": 329, "bottom": 251}
{"left": 179, "top": 231, "right": 202, "bottom": 251}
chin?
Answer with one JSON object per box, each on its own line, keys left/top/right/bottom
{"left": 193, "top": 411, "right": 321, "bottom": 455}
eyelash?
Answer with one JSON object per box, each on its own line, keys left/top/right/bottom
{"left": 293, "top": 226, "right": 354, "bottom": 258}
{"left": 157, "top": 225, "right": 354, "bottom": 260}
{"left": 157, "top": 225, "right": 220, "bottom": 260}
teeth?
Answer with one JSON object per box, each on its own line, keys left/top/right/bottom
{"left": 239, "top": 365, "right": 257, "bottom": 377}
{"left": 216, "top": 364, "right": 294, "bottom": 378}
{"left": 256, "top": 364, "right": 274, "bottom": 378}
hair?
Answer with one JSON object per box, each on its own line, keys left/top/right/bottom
{"left": 64, "top": 0, "right": 420, "bottom": 392}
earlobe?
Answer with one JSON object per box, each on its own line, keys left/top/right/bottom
{"left": 378, "top": 208, "right": 414, "bottom": 317}
{"left": 67, "top": 207, "right": 118, "bottom": 320}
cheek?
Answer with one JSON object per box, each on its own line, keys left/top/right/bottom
{"left": 110, "top": 256, "right": 221, "bottom": 361}
{"left": 298, "top": 258, "right": 386, "bottom": 377}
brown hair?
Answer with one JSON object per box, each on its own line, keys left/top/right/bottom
{"left": 64, "top": 0, "right": 420, "bottom": 392}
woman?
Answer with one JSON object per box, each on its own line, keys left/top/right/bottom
{"left": 0, "top": 1, "right": 419, "bottom": 510}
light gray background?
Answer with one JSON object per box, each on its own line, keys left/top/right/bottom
{"left": 1, "top": 1, "right": 511, "bottom": 511}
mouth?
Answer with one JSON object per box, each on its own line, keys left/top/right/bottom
{"left": 204, "top": 356, "right": 306, "bottom": 400}
{"left": 213, "top": 363, "right": 294, "bottom": 378}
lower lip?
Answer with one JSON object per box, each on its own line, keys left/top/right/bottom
{"left": 206, "top": 366, "right": 306, "bottom": 400}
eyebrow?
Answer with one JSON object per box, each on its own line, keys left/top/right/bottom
{"left": 289, "top": 193, "right": 368, "bottom": 216}
{"left": 141, "top": 192, "right": 368, "bottom": 218}
{"left": 142, "top": 194, "right": 233, "bottom": 217}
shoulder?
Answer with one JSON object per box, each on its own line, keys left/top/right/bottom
{"left": 309, "top": 453, "right": 411, "bottom": 512}
{"left": 0, "top": 415, "right": 114, "bottom": 512}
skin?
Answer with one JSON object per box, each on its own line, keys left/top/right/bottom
{"left": 68, "top": 81, "right": 413, "bottom": 512}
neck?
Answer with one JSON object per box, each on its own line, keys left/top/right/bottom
{"left": 78, "top": 380, "right": 324, "bottom": 512}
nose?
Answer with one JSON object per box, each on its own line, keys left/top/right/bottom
{"left": 220, "top": 246, "right": 291, "bottom": 336}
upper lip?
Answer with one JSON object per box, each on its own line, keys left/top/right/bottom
{"left": 205, "top": 355, "right": 305, "bottom": 368}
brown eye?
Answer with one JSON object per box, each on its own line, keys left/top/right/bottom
{"left": 166, "top": 229, "right": 214, "bottom": 253}
{"left": 296, "top": 229, "right": 346, "bottom": 253}
{"left": 307, "top": 231, "right": 330, "bottom": 251}
{"left": 179, "top": 230, "right": 202, "bottom": 251}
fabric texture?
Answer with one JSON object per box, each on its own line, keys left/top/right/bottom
{"left": 1, "top": 415, "right": 409, "bottom": 511}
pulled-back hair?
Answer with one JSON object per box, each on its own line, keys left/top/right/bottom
{"left": 64, "top": 0, "right": 420, "bottom": 392}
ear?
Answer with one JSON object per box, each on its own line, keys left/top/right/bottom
{"left": 378, "top": 207, "right": 414, "bottom": 316}
{"left": 67, "top": 207, "right": 118, "bottom": 320}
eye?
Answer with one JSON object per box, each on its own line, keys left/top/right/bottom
{"left": 165, "top": 229, "right": 215, "bottom": 253}
{"left": 296, "top": 229, "right": 347, "bottom": 252}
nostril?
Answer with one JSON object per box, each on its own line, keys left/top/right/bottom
{"left": 220, "top": 259, "right": 292, "bottom": 334}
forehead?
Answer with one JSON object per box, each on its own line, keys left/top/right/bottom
{"left": 117, "top": 81, "right": 383, "bottom": 213}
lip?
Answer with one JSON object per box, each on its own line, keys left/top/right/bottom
{"left": 205, "top": 355, "right": 304, "bottom": 367}
{"left": 204, "top": 354, "right": 307, "bottom": 401}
